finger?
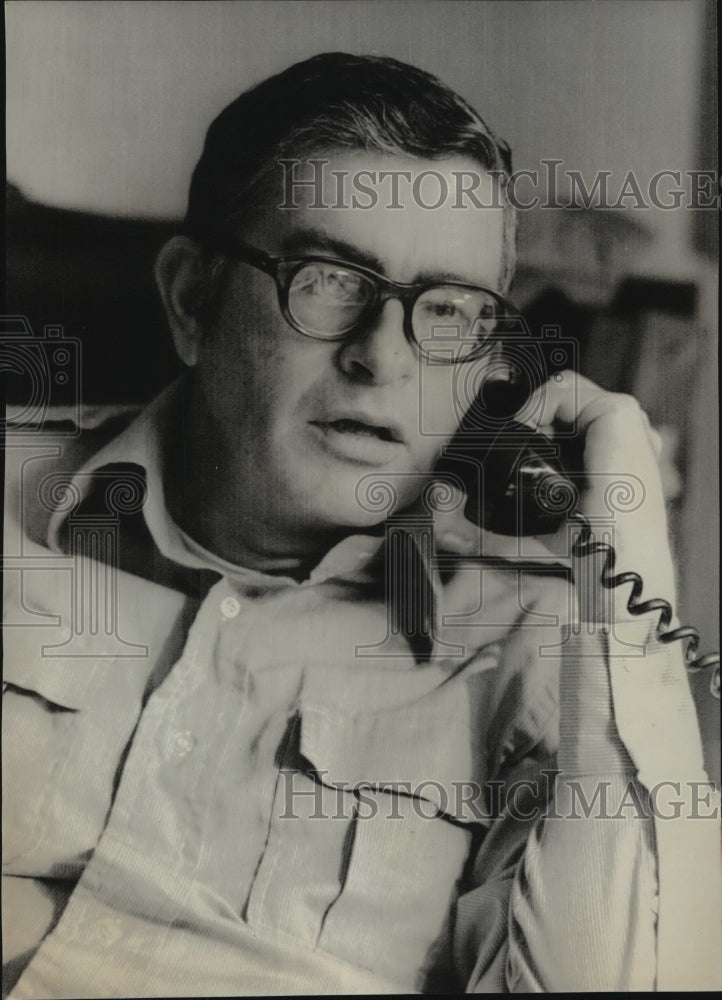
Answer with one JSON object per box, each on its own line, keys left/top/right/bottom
{"left": 515, "top": 370, "right": 603, "bottom": 431}
{"left": 518, "top": 370, "right": 648, "bottom": 441}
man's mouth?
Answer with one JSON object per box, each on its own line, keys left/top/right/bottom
{"left": 319, "top": 418, "right": 399, "bottom": 442}
{"left": 309, "top": 415, "right": 406, "bottom": 465}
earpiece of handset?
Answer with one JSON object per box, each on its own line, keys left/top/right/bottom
{"left": 436, "top": 420, "right": 577, "bottom": 537}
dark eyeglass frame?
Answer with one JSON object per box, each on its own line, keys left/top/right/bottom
{"left": 215, "top": 238, "right": 518, "bottom": 364}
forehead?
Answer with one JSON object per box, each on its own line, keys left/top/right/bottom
{"left": 242, "top": 151, "right": 506, "bottom": 288}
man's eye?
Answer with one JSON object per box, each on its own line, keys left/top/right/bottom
{"left": 325, "top": 271, "right": 362, "bottom": 299}
{"left": 420, "top": 299, "right": 471, "bottom": 325}
{"left": 293, "top": 267, "right": 326, "bottom": 296}
{"left": 294, "top": 266, "right": 365, "bottom": 302}
{"left": 424, "top": 301, "right": 461, "bottom": 319}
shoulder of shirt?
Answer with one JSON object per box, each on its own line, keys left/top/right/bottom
{"left": 5, "top": 402, "right": 142, "bottom": 436}
{"left": 4, "top": 403, "right": 144, "bottom": 549}
{"left": 458, "top": 554, "right": 568, "bottom": 771}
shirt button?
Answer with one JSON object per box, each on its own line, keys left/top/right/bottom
{"left": 170, "top": 730, "right": 196, "bottom": 757}
{"left": 221, "top": 596, "right": 241, "bottom": 618}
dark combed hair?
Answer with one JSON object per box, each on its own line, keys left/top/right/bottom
{"left": 185, "top": 52, "right": 517, "bottom": 287}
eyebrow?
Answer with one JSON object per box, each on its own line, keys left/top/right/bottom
{"left": 279, "top": 229, "right": 384, "bottom": 272}
{"left": 278, "top": 227, "right": 492, "bottom": 288}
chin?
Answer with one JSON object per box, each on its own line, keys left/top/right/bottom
{"left": 297, "top": 493, "right": 389, "bottom": 534}
{"left": 293, "top": 468, "right": 427, "bottom": 534}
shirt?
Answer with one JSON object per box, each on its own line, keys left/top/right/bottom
{"left": 3, "top": 382, "right": 720, "bottom": 995}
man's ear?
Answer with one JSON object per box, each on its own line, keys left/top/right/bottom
{"left": 154, "top": 236, "right": 211, "bottom": 367}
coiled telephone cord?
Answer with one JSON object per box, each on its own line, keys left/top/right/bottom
{"left": 569, "top": 511, "right": 720, "bottom": 699}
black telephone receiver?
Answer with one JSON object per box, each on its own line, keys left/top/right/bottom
{"left": 434, "top": 375, "right": 576, "bottom": 538}
{"left": 434, "top": 372, "right": 720, "bottom": 696}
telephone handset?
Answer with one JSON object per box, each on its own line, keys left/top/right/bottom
{"left": 434, "top": 376, "right": 575, "bottom": 538}
{"left": 434, "top": 376, "right": 720, "bottom": 697}
{"left": 435, "top": 417, "right": 571, "bottom": 538}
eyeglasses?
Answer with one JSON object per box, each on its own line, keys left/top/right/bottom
{"left": 217, "top": 239, "right": 517, "bottom": 364}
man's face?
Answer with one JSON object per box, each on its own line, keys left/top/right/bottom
{"left": 191, "top": 152, "right": 505, "bottom": 535}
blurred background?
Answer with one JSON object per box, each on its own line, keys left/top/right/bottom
{"left": 5, "top": 0, "right": 718, "bottom": 777}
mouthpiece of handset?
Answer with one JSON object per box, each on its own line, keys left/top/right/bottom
{"left": 435, "top": 423, "right": 575, "bottom": 537}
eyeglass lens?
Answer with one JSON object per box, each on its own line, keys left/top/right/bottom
{"left": 288, "top": 263, "right": 372, "bottom": 337}
{"left": 287, "top": 261, "right": 503, "bottom": 360}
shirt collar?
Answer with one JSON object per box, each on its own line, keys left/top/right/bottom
{"left": 48, "top": 379, "right": 192, "bottom": 564}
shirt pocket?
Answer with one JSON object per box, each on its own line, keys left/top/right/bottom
{"left": 244, "top": 680, "right": 489, "bottom": 989}
{"left": 2, "top": 664, "right": 83, "bottom": 871}
{"left": 1, "top": 649, "right": 145, "bottom": 875}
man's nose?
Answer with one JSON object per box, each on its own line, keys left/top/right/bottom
{"left": 336, "top": 300, "right": 415, "bottom": 385}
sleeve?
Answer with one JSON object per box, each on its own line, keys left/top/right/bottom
{"left": 453, "top": 617, "right": 721, "bottom": 993}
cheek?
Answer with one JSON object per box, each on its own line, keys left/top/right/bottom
{"left": 409, "top": 360, "right": 493, "bottom": 470}
{"left": 428, "top": 356, "right": 498, "bottom": 427}
{"left": 197, "top": 320, "right": 333, "bottom": 445}
{"left": 414, "top": 366, "right": 465, "bottom": 441}
{"left": 197, "top": 279, "right": 292, "bottom": 420}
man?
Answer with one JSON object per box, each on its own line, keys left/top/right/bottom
{"left": 3, "top": 53, "right": 719, "bottom": 995}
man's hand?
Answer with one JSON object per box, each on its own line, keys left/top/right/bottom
{"left": 522, "top": 370, "right": 676, "bottom": 612}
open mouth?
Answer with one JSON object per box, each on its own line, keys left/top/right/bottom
{"left": 322, "top": 418, "right": 399, "bottom": 443}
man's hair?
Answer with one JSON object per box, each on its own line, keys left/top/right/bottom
{"left": 185, "top": 51, "right": 517, "bottom": 289}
